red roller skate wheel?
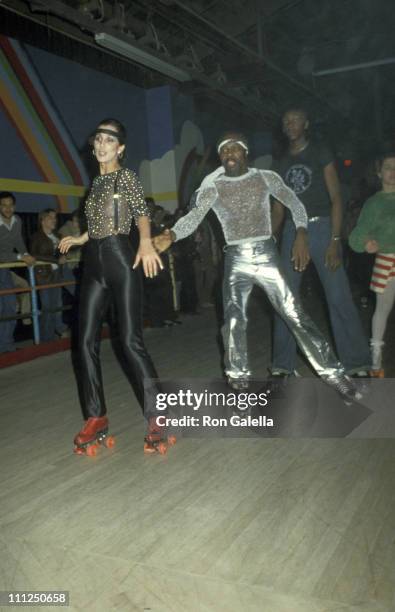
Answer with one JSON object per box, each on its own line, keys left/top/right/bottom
{"left": 144, "top": 442, "right": 156, "bottom": 454}
{"left": 167, "top": 435, "right": 177, "bottom": 447}
{"left": 86, "top": 444, "right": 98, "bottom": 457}
{"left": 157, "top": 441, "right": 168, "bottom": 455}
{"left": 104, "top": 435, "right": 115, "bottom": 449}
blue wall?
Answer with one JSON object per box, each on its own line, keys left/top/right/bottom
{"left": 1, "top": 37, "right": 272, "bottom": 214}
{"left": 26, "top": 44, "right": 150, "bottom": 169}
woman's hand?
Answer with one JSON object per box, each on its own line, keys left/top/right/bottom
{"left": 365, "top": 239, "right": 379, "bottom": 254}
{"left": 58, "top": 232, "right": 88, "bottom": 253}
{"left": 133, "top": 238, "right": 163, "bottom": 278}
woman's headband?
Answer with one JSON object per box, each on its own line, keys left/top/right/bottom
{"left": 94, "top": 128, "right": 123, "bottom": 141}
{"left": 217, "top": 138, "right": 249, "bottom": 154}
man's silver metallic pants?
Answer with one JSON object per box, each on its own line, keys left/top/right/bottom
{"left": 222, "top": 239, "right": 344, "bottom": 380}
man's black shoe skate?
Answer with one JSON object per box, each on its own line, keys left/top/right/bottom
{"left": 267, "top": 370, "right": 298, "bottom": 394}
{"left": 227, "top": 377, "right": 249, "bottom": 391}
{"left": 324, "top": 374, "right": 363, "bottom": 405}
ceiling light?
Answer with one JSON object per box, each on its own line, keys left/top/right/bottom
{"left": 95, "top": 33, "right": 191, "bottom": 82}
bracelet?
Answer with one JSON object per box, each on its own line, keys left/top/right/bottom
{"left": 331, "top": 235, "right": 341, "bottom": 241}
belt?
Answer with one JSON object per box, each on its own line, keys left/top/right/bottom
{"left": 223, "top": 237, "right": 273, "bottom": 253}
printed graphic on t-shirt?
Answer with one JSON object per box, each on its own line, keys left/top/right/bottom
{"left": 285, "top": 164, "right": 312, "bottom": 194}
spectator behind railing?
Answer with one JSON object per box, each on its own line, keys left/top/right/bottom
{"left": 30, "top": 209, "right": 69, "bottom": 342}
{"left": 0, "top": 191, "right": 35, "bottom": 353}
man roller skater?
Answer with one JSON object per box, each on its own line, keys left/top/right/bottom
{"left": 154, "top": 132, "right": 362, "bottom": 403}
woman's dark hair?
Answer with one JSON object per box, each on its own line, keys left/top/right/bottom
{"left": 90, "top": 118, "right": 127, "bottom": 145}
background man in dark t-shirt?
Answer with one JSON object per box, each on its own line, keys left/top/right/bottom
{"left": 271, "top": 108, "right": 371, "bottom": 378}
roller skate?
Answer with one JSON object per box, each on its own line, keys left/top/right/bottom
{"left": 144, "top": 416, "right": 176, "bottom": 455}
{"left": 323, "top": 374, "right": 363, "bottom": 405}
{"left": 73, "top": 416, "right": 115, "bottom": 456}
{"left": 227, "top": 376, "right": 249, "bottom": 391}
{"left": 350, "top": 370, "right": 371, "bottom": 394}
{"left": 266, "top": 369, "right": 299, "bottom": 394}
{"left": 370, "top": 368, "right": 385, "bottom": 378}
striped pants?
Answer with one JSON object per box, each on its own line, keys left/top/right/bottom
{"left": 371, "top": 253, "right": 395, "bottom": 369}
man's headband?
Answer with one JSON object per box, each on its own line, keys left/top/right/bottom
{"left": 94, "top": 128, "right": 123, "bottom": 141}
{"left": 217, "top": 138, "right": 249, "bottom": 154}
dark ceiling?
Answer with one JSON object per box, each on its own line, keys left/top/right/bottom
{"left": 1, "top": 0, "right": 394, "bottom": 155}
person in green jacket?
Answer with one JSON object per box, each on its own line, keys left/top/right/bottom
{"left": 349, "top": 153, "right": 395, "bottom": 376}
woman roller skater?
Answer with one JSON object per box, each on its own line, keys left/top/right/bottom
{"left": 59, "top": 118, "right": 174, "bottom": 455}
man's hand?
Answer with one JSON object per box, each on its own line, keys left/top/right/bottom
{"left": 153, "top": 229, "right": 173, "bottom": 254}
{"left": 133, "top": 238, "right": 163, "bottom": 278}
{"left": 325, "top": 239, "right": 342, "bottom": 271}
{"left": 21, "top": 254, "right": 35, "bottom": 266}
{"left": 291, "top": 228, "right": 310, "bottom": 272}
{"left": 365, "top": 239, "right": 379, "bottom": 254}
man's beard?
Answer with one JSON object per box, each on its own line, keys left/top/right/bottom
{"left": 224, "top": 159, "right": 243, "bottom": 176}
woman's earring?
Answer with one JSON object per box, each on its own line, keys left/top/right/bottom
{"left": 92, "top": 149, "right": 95, "bottom": 156}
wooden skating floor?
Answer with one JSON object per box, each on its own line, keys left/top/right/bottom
{"left": 1, "top": 295, "right": 394, "bottom": 612}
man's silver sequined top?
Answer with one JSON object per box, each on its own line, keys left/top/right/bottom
{"left": 85, "top": 168, "right": 148, "bottom": 239}
{"left": 172, "top": 167, "right": 308, "bottom": 245}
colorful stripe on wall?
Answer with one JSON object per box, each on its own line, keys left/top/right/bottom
{"left": 145, "top": 191, "right": 178, "bottom": 202}
{"left": 0, "top": 178, "right": 86, "bottom": 197}
{"left": 0, "top": 36, "right": 88, "bottom": 211}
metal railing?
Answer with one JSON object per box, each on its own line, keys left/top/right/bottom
{"left": 0, "top": 260, "right": 79, "bottom": 345}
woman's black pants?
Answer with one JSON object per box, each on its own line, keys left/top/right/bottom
{"left": 79, "top": 235, "right": 158, "bottom": 418}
